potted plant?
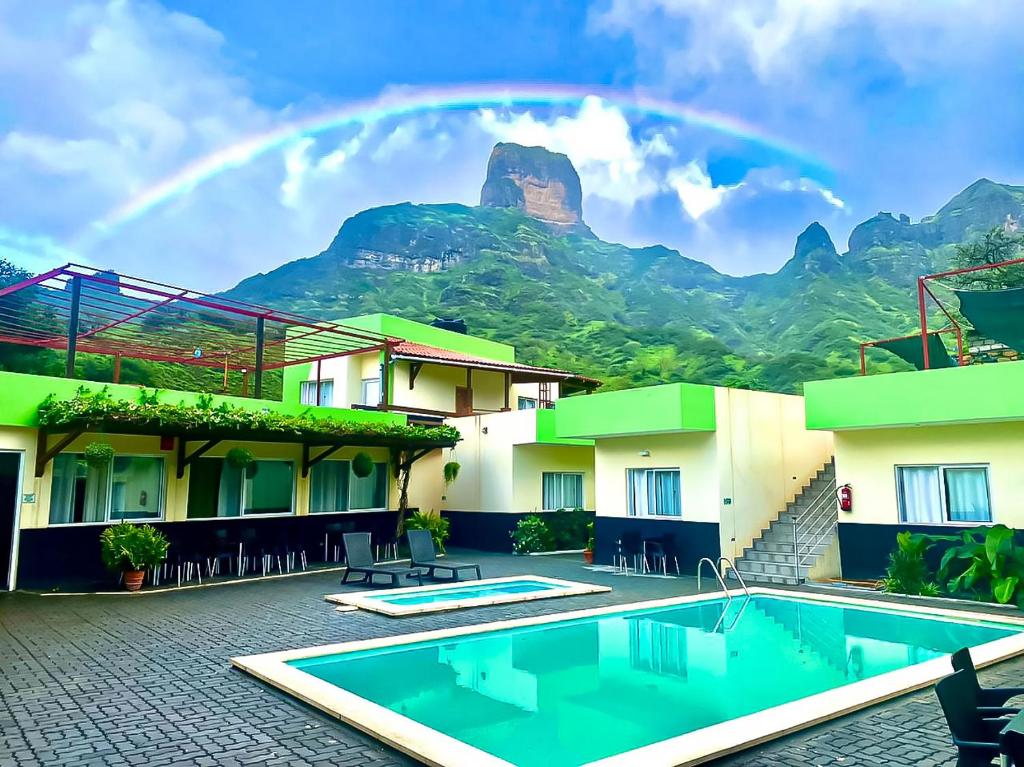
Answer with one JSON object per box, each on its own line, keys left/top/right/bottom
{"left": 352, "top": 451, "right": 375, "bottom": 478}
{"left": 84, "top": 441, "right": 115, "bottom": 468}
{"left": 442, "top": 460, "right": 460, "bottom": 501}
{"left": 225, "top": 447, "right": 257, "bottom": 478}
{"left": 100, "top": 523, "right": 169, "bottom": 592}
{"left": 583, "top": 521, "right": 595, "bottom": 564}
{"left": 511, "top": 515, "right": 554, "bottom": 554}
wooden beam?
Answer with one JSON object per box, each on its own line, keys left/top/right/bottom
{"left": 175, "top": 437, "right": 221, "bottom": 479}
{"left": 408, "top": 362, "right": 422, "bottom": 390}
{"left": 504, "top": 371, "right": 511, "bottom": 411}
{"left": 302, "top": 443, "right": 345, "bottom": 478}
{"left": 400, "top": 447, "right": 437, "bottom": 472}
{"left": 35, "top": 428, "right": 86, "bottom": 477}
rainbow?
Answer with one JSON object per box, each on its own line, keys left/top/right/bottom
{"left": 81, "top": 83, "right": 830, "bottom": 241}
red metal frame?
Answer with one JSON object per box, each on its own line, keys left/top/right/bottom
{"left": 0, "top": 264, "right": 397, "bottom": 378}
{"left": 859, "top": 328, "right": 963, "bottom": 375}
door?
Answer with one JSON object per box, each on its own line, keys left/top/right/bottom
{"left": 455, "top": 386, "right": 473, "bottom": 416}
{"left": 0, "top": 452, "right": 23, "bottom": 591}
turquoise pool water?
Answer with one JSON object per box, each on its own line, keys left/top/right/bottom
{"left": 368, "top": 579, "right": 561, "bottom": 607}
{"left": 290, "top": 595, "right": 1018, "bottom": 766}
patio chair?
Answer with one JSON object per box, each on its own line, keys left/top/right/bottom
{"left": 341, "top": 532, "right": 424, "bottom": 587}
{"left": 407, "top": 529, "right": 481, "bottom": 582}
{"left": 934, "top": 670, "right": 1007, "bottom": 767}
{"left": 952, "top": 648, "right": 1024, "bottom": 715}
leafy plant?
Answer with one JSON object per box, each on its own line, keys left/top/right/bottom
{"left": 511, "top": 515, "right": 554, "bottom": 554}
{"left": 100, "top": 523, "right": 169, "bottom": 573}
{"left": 352, "top": 451, "right": 374, "bottom": 478}
{"left": 224, "top": 447, "right": 255, "bottom": 469}
{"left": 404, "top": 511, "right": 450, "bottom": 553}
{"left": 83, "top": 441, "right": 115, "bottom": 468}
{"left": 546, "top": 507, "right": 594, "bottom": 549}
{"left": 880, "top": 532, "right": 941, "bottom": 596}
{"left": 586, "top": 521, "right": 595, "bottom": 552}
{"left": 934, "top": 525, "right": 1024, "bottom": 605}
{"left": 443, "top": 461, "right": 461, "bottom": 486}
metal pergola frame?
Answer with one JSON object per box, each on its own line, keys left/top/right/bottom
{"left": 0, "top": 264, "right": 398, "bottom": 398}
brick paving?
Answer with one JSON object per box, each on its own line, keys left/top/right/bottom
{"left": 1, "top": 551, "right": 1021, "bottom": 766}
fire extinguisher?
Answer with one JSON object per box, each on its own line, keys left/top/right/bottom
{"left": 837, "top": 483, "right": 853, "bottom": 512}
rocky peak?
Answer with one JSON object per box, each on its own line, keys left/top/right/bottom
{"left": 784, "top": 222, "right": 842, "bottom": 275}
{"left": 480, "top": 143, "right": 584, "bottom": 227}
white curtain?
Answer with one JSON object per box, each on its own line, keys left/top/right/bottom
{"left": 310, "top": 461, "right": 349, "bottom": 513}
{"left": 542, "top": 473, "right": 583, "bottom": 510}
{"left": 945, "top": 468, "right": 991, "bottom": 522}
{"left": 898, "top": 467, "right": 942, "bottom": 523}
{"left": 48, "top": 454, "right": 77, "bottom": 524}
{"left": 627, "top": 470, "right": 649, "bottom": 517}
{"left": 652, "top": 471, "right": 681, "bottom": 517}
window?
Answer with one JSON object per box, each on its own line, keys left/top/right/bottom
{"left": 49, "top": 454, "right": 165, "bottom": 524}
{"left": 300, "top": 379, "right": 334, "bottom": 406}
{"left": 627, "top": 468, "right": 681, "bottom": 517}
{"left": 542, "top": 472, "right": 584, "bottom": 510}
{"left": 361, "top": 377, "right": 381, "bottom": 406}
{"left": 518, "top": 397, "right": 538, "bottom": 410}
{"left": 186, "top": 458, "right": 294, "bottom": 518}
{"left": 309, "top": 460, "right": 388, "bottom": 512}
{"left": 897, "top": 464, "right": 991, "bottom": 524}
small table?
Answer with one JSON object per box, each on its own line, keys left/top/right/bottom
{"left": 999, "top": 711, "right": 1024, "bottom": 766}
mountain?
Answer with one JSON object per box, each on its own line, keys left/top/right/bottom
{"left": 226, "top": 145, "right": 1024, "bottom": 393}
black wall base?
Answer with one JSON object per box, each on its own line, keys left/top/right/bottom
{"left": 594, "top": 517, "right": 720, "bottom": 575}
{"left": 17, "top": 511, "right": 398, "bottom": 591}
{"left": 837, "top": 522, "right": 995, "bottom": 580}
{"left": 442, "top": 511, "right": 536, "bottom": 552}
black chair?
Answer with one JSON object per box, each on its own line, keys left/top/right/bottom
{"left": 953, "top": 648, "right": 1024, "bottom": 715}
{"left": 205, "top": 528, "right": 237, "bottom": 577}
{"left": 407, "top": 529, "right": 481, "bottom": 582}
{"left": 341, "top": 532, "right": 423, "bottom": 587}
{"left": 618, "top": 531, "right": 644, "bottom": 572}
{"left": 935, "top": 670, "right": 1007, "bottom": 767}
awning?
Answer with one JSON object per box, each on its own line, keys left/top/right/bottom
{"left": 871, "top": 333, "right": 955, "bottom": 371}
{"left": 954, "top": 286, "right": 1024, "bottom": 353}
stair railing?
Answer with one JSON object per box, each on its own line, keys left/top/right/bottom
{"left": 789, "top": 477, "right": 838, "bottom": 582}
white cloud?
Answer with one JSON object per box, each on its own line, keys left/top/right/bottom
{"left": 667, "top": 161, "right": 743, "bottom": 220}
{"left": 777, "top": 178, "right": 846, "bottom": 210}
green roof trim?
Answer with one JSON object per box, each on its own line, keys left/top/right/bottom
{"left": 534, "top": 408, "right": 593, "bottom": 446}
{"left": 340, "top": 313, "right": 516, "bottom": 362}
{"left": 555, "top": 383, "right": 716, "bottom": 439}
{"left": 0, "top": 371, "right": 405, "bottom": 430}
{"left": 804, "top": 362, "right": 1024, "bottom": 430}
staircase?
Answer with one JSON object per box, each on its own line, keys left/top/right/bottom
{"left": 730, "top": 460, "right": 837, "bottom": 586}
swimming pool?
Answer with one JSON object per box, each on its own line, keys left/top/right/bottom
{"left": 325, "top": 576, "right": 611, "bottom": 616}
{"left": 233, "top": 589, "right": 1024, "bottom": 766}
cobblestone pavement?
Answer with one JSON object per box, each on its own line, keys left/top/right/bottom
{"left": 1, "top": 551, "right": 1021, "bottom": 766}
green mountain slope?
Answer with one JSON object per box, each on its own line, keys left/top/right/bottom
{"left": 224, "top": 154, "right": 1024, "bottom": 394}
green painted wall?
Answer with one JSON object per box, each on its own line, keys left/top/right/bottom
{"left": 554, "top": 383, "right": 717, "bottom": 439}
{"left": 805, "top": 362, "right": 1024, "bottom": 430}
{"left": 281, "top": 361, "right": 312, "bottom": 406}
{"left": 534, "top": 408, "right": 594, "bottom": 446}
{"left": 0, "top": 371, "right": 407, "bottom": 429}
{"left": 340, "top": 313, "right": 516, "bottom": 362}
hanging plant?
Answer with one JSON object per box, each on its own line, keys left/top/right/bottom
{"left": 443, "top": 461, "right": 461, "bottom": 486}
{"left": 225, "top": 447, "right": 255, "bottom": 470}
{"left": 352, "top": 451, "right": 375, "bottom": 478}
{"left": 84, "top": 442, "right": 115, "bottom": 468}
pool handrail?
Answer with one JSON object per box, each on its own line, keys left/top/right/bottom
{"left": 696, "top": 557, "right": 732, "bottom": 601}
{"left": 717, "top": 557, "right": 751, "bottom": 597}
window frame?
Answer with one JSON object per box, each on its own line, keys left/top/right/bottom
{"left": 299, "top": 379, "right": 334, "bottom": 407}
{"left": 310, "top": 458, "right": 389, "bottom": 513}
{"left": 626, "top": 467, "right": 682, "bottom": 518}
{"left": 541, "top": 471, "right": 585, "bottom": 511}
{"left": 360, "top": 377, "right": 382, "bottom": 407}
{"left": 518, "top": 396, "right": 538, "bottom": 410}
{"left": 240, "top": 459, "right": 297, "bottom": 517}
{"left": 894, "top": 463, "right": 993, "bottom": 525}
{"left": 48, "top": 452, "right": 168, "bottom": 527}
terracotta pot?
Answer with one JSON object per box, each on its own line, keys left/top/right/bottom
{"left": 583, "top": 550, "right": 594, "bottom": 564}
{"left": 123, "top": 569, "right": 145, "bottom": 592}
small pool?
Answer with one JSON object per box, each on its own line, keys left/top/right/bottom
{"left": 234, "top": 589, "right": 1024, "bottom": 766}
{"left": 325, "top": 576, "right": 611, "bottom": 616}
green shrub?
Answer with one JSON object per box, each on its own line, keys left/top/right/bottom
{"left": 881, "top": 532, "right": 940, "bottom": 596}
{"left": 546, "top": 508, "right": 594, "bottom": 549}
{"left": 100, "top": 523, "right": 169, "bottom": 573}
{"left": 934, "top": 524, "right": 1024, "bottom": 605}
{"left": 352, "top": 451, "right": 375, "bottom": 478}
{"left": 404, "top": 511, "right": 450, "bottom": 553}
{"left": 511, "top": 515, "right": 554, "bottom": 554}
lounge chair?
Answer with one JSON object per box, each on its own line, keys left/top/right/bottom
{"left": 952, "top": 647, "right": 1024, "bottom": 715}
{"left": 407, "top": 529, "right": 481, "bottom": 582}
{"left": 934, "top": 669, "right": 1007, "bottom": 767}
{"left": 341, "top": 533, "right": 423, "bottom": 587}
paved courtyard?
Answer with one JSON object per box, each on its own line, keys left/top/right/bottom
{"left": 1, "top": 550, "right": 1021, "bottom": 767}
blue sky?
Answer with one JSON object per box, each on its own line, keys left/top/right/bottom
{"left": 2, "top": 0, "right": 1023, "bottom": 289}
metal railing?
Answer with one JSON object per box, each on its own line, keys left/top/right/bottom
{"left": 717, "top": 556, "right": 750, "bottom": 597}
{"left": 789, "top": 477, "right": 838, "bottom": 582}
{"left": 697, "top": 557, "right": 732, "bottom": 600}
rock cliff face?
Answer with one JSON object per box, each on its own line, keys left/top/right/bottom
{"left": 479, "top": 143, "right": 584, "bottom": 226}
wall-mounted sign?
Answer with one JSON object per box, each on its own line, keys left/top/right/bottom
{"left": 22, "top": 493, "right": 35, "bottom": 504}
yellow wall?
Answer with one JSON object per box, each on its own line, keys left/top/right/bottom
{"left": 15, "top": 429, "right": 402, "bottom": 530}
{"left": 512, "top": 444, "right": 595, "bottom": 513}
{"left": 833, "top": 422, "right": 1024, "bottom": 527}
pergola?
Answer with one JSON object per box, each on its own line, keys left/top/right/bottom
{"left": 0, "top": 264, "right": 397, "bottom": 398}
